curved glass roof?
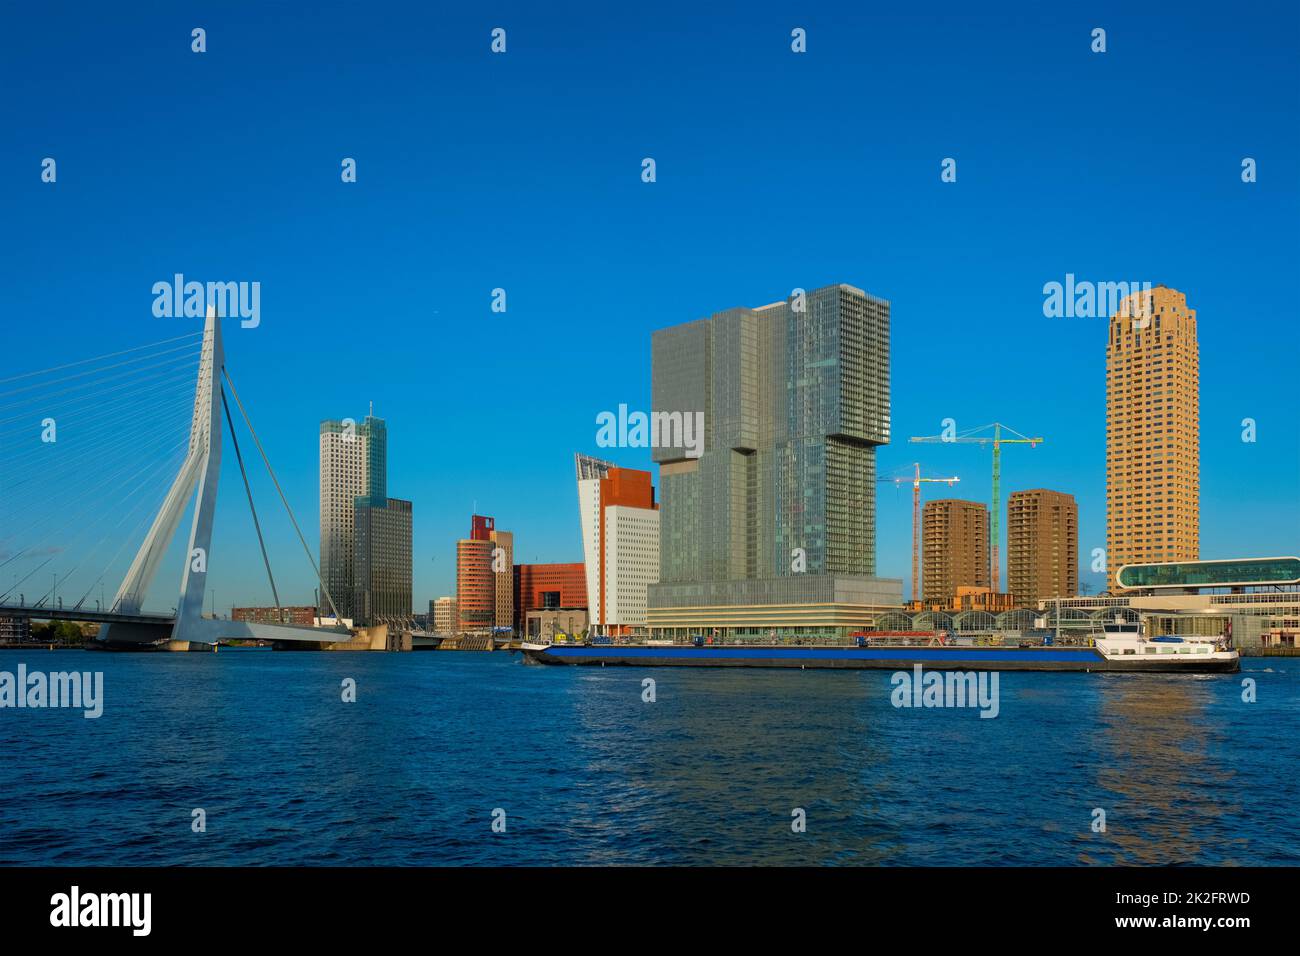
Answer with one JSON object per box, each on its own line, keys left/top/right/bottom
{"left": 1117, "top": 557, "right": 1300, "bottom": 589}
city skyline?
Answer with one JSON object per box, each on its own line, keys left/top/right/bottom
{"left": 2, "top": 270, "right": 1292, "bottom": 616}
{"left": 1, "top": 0, "right": 1298, "bottom": 892}
{"left": 5, "top": 4, "right": 1297, "bottom": 614}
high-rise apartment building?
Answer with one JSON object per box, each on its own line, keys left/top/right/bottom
{"left": 1106, "top": 285, "right": 1200, "bottom": 588}
{"left": 576, "top": 454, "right": 660, "bottom": 635}
{"left": 647, "top": 284, "right": 901, "bottom": 639}
{"left": 922, "top": 499, "right": 990, "bottom": 604}
{"left": 1007, "top": 489, "right": 1078, "bottom": 607}
{"left": 320, "top": 413, "right": 387, "bottom": 621}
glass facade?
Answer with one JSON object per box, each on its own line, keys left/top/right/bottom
{"left": 652, "top": 284, "right": 890, "bottom": 586}
{"left": 320, "top": 415, "right": 387, "bottom": 620}
{"left": 320, "top": 414, "right": 401, "bottom": 624}
{"left": 363, "top": 415, "right": 386, "bottom": 504}
{"left": 353, "top": 496, "right": 412, "bottom": 626}
{"left": 1117, "top": 557, "right": 1300, "bottom": 590}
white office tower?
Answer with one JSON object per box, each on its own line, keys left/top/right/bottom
{"left": 575, "top": 453, "right": 660, "bottom": 636}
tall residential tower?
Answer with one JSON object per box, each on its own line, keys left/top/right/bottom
{"left": 1106, "top": 286, "right": 1200, "bottom": 588}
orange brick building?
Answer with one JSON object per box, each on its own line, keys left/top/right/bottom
{"left": 513, "top": 562, "right": 587, "bottom": 633}
{"left": 456, "top": 514, "right": 496, "bottom": 634}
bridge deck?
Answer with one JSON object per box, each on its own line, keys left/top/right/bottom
{"left": 0, "top": 603, "right": 173, "bottom": 626}
{"left": 0, "top": 604, "right": 352, "bottom": 644}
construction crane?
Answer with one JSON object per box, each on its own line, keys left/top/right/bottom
{"left": 909, "top": 422, "right": 1043, "bottom": 594}
{"left": 878, "top": 463, "right": 959, "bottom": 604}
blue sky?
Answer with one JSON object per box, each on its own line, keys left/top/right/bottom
{"left": 4, "top": 0, "right": 1298, "bottom": 611}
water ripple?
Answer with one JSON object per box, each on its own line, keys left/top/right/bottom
{"left": 0, "top": 650, "right": 1295, "bottom": 865}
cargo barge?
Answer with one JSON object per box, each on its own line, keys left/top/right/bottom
{"left": 521, "top": 629, "right": 1239, "bottom": 673}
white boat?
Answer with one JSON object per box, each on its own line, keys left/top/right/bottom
{"left": 1093, "top": 630, "right": 1238, "bottom": 669}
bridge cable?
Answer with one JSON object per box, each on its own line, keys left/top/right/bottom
{"left": 0, "top": 383, "right": 194, "bottom": 489}
{"left": 221, "top": 367, "right": 344, "bottom": 624}
{"left": 219, "top": 384, "right": 283, "bottom": 621}
{"left": 31, "top": 444, "right": 191, "bottom": 611}
{"left": 0, "top": 340, "right": 203, "bottom": 401}
{"left": 0, "top": 332, "right": 202, "bottom": 386}
{"left": 0, "top": 437, "right": 189, "bottom": 609}
{"left": 68, "top": 460, "right": 187, "bottom": 616}
{"left": 0, "top": 361, "right": 200, "bottom": 430}
{"left": 0, "top": 432, "right": 190, "bottom": 576}
{"left": 1, "top": 556, "right": 56, "bottom": 606}
{"left": 70, "top": 488, "right": 172, "bottom": 612}
{"left": 0, "top": 366, "right": 199, "bottom": 447}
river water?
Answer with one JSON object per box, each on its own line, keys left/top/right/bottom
{"left": 0, "top": 648, "right": 1295, "bottom": 865}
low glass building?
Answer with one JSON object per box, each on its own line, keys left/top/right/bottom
{"left": 1050, "top": 556, "right": 1300, "bottom": 649}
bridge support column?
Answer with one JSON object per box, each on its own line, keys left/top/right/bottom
{"left": 97, "top": 307, "right": 222, "bottom": 648}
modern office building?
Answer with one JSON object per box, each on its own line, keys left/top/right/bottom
{"left": 354, "top": 496, "right": 413, "bottom": 626}
{"left": 431, "top": 596, "right": 458, "bottom": 636}
{"left": 1106, "top": 285, "right": 1200, "bottom": 588}
{"left": 1007, "top": 489, "right": 1079, "bottom": 607}
{"left": 455, "top": 539, "right": 494, "bottom": 633}
{"left": 514, "top": 562, "right": 587, "bottom": 633}
{"left": 319, "top": 407, "right": 414, "bottom": 627}
{"left": 922, "top": 499, "right": 990, "bottom": 604}
{"left": 489, "top": 527, "right": 514, "bottom": 632}
{"left": 647, "top": 283, "right": 903, "bottom": 640}
{"left": 575, "top": 453, "right": 660, "bottom": 635}
{"left": 455, "top": 514, "right": 514, "bottom": 634}
{"left": 320, "top": 413, "right": 387, "bottom": 620}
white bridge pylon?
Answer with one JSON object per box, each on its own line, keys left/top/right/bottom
{"left": 98, "top": 307, "right": 348, "bottom": 647}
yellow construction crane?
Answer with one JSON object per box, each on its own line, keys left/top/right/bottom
{"left": 878, "top": 463, "right": 959, "bottom": 604}
{"left": 909, "top": 422, "right": 1043, "bottom": 594}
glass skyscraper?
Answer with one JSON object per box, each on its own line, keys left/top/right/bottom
{"left": 648, "top": 284, "right": 901, "bottom": 640}
{"left": 320, "top": 412, "right": 411, "bottom": 626}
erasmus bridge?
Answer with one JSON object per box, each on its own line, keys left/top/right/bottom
{"left": 0, "top": 308, "right": 351, "bottom": 649}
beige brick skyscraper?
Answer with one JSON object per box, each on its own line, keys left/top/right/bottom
{"left": 1106, "top": 285, "right": 1199, "bottom": 588}
{"left": 489, "top": 528, "right": 514, "bottom": 631}
{"left": 1007, "top": 489, "right": 1078, "bottom": 606}
{"left": 922, "top": 499, "right": 990, "bottom": 603}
